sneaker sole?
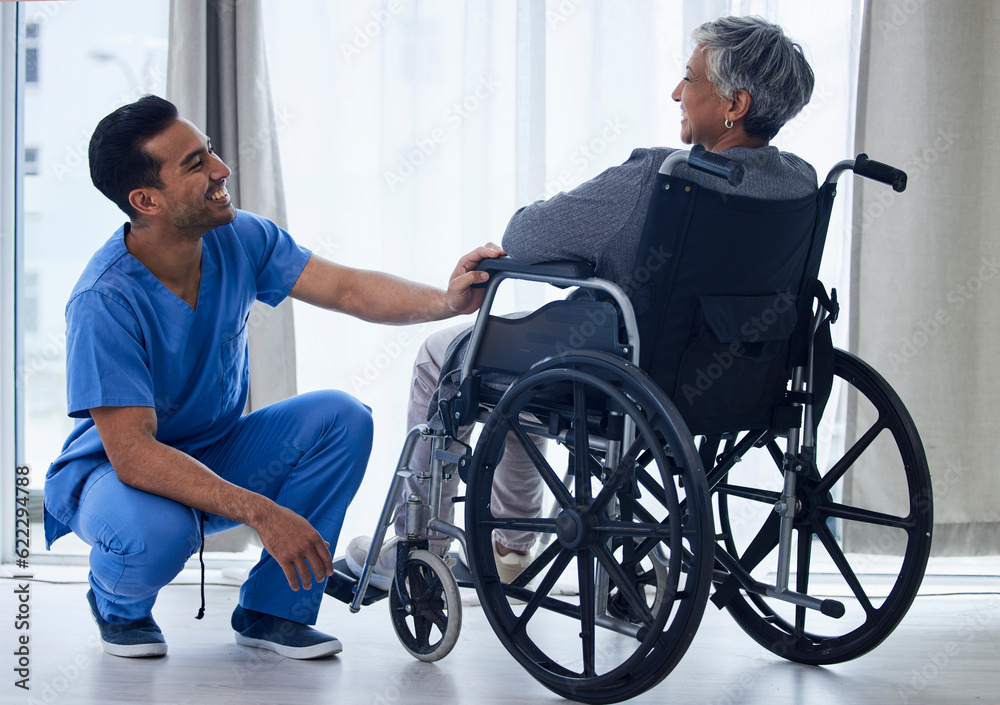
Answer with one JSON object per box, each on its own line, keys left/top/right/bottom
{"left": 87, "top": 596, "right": 167, "bottom": 658}
{"left": 344, "top": 553, "right": 392, "bottom": 592}
{"left": 99, "top": 638, "right": 168, "bottom": 658}
{"left": 234, "top": 633, "right": 342, "bottom": 659}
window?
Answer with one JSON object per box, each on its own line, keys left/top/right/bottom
{"left": 6, "top": 1, "right": 170, "bottom": 561}
{"left": 21, "top": 272, "right": 38, "bottom": 335}
{"left": 23, "top": 147, "right": 38, "bottom": 176}
{"left": 25, "top": 22, "right": 38, "bottom": 83}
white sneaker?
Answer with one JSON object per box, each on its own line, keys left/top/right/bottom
{"left": 493, "top": 540, "right": 533, "bottom": 584}
{"left": 345, "top": 536, "right": 398, "bottom": 591}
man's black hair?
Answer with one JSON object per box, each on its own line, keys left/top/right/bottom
{"left": 88, "top": 94, "right": 179, "bottom": 219}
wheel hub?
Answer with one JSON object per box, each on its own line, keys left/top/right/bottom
{"left": 555, "top": 508, "right": 594, "bottom": 549}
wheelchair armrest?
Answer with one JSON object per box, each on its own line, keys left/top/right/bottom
{"left": 461, "top": 255, "right": 640, "bottom": 381}
{"left": 474, "top": 256, "right": 595, "bottom": 285}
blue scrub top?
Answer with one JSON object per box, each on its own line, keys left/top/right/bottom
{"left": 43, "top": 210, "right": 312, "bottom": 547}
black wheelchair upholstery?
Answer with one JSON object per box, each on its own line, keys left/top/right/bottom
{"left": 630, "top": 172, "right": 836, "bottom": 435}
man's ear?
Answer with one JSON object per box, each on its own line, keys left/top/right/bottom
{"left": 727, "top": 89, "right": 753, "bottom": 123}
{"left": 128, "top": 188, "right": 161, "bottom": 218}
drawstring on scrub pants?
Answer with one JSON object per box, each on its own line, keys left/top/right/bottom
{"left": 195, "top": 511, "right": 206, "bottom": 619}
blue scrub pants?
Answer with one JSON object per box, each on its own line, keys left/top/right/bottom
{"left": 68, "top": 390, "right": 372, "bottom": 626}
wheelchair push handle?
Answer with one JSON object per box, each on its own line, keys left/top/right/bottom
{"left": 687, "top": 144, "right": 745, "bottom": 187}
{"left": 854, "top": 153, "right": 907, "bottom": 192}
{"left": 826, "top": 154, "right": 908, "bottom": 192}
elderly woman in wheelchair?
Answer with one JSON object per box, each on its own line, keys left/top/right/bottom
{"left": 329, "top": 15, "right": 931, "bottom": 704}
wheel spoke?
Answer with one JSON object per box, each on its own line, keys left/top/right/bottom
{"left": 512, "top": 537, "right": 562, "bottom": 588}
{"left": 822, "top": 502, "right": 913, "bottom": 530}
{"left": 596, "top": 520, "right": 672, "bottom": 540}
{"left": 795, "top": 527, "right": 813, "bottom": 639}
{"left": 414, "top": 614, "right": 433, "bottom": 644}
{"left": 591, "top": 436, "right": 645, "bottom": 514}
{"left": 705, "top": 431, "right": 773, "bottom": 489}
{"left": 421, "top": 604, "right": 448, "bottom": 632}
{"left": 512, "top": 549, "right": 574, "bottom": 636}
{"left": 815, "top": 419, "right": 885, "bottom": 495}
{"left": 634, "top": 466, "right": 669, "bottom": 510}
{"left": 735, "top": 511, "right": 781, "bottom": 573}
{"left": 416, "top": 578, "right": 441, "bottom": 603}
{"left": 622, "top": 493, "right": 662, "bottom": 526}
{"left": 594, "top": 542, "right": 656, "bottom": 626}
{"left": 409, "top": 570, "right": 429, "bottom": 600}
{"left": 714, "top": 483, "right": 782, "bottom": 505}
{"left": 814, "top": 522, "right": 877, "bottom": 618}
{"left": 478, "top": 517, "right": 559, "bottom": 533}
{"left": 507, "top": 415, "right": 575, "bottom": 509}
{"left": 572, "top": 381, "right": 593, "bottom": 504}
{"left": 577, "top": 549, "right": 597, "bottom": 677}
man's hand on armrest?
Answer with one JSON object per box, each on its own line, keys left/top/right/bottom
{"left": 474, "top": 256, "right": 596, "bottom": 281}
{"left": 89, "top": 406, "right": 333, "bottom": 591}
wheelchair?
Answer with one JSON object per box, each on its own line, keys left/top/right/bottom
{"left": 325, "top": 147, "right": 932, "bottom": 703}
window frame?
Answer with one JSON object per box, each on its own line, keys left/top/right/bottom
{"left": 1, "top": 2, "right": 26, "bottom": 565}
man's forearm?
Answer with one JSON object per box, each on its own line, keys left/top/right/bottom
{"left": 290, "top": 257, "right": 453, "bottom": 324}
{"left": 111, "top": 436, "right": 271, "bottom": 527}
{"left": 326, "top": 268, "right": 453, "bottom": 324}
{"left": 290, "top": 245, "right": 500, "bottom": 323}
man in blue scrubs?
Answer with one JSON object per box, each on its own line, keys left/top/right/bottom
{"left": 43, "top": 95, "right": 502, "bottom": 659}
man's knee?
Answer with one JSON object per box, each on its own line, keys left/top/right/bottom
{"left": 330, "top": 390, "right": 374, "bottom": 446}
{"left": 296, "top": 388, "right": 372, "bottom": 429}
{"left": 297, "top": 390, "right": 374, "bottom": 463}
{"left": 85, "top": 501, "right": 201, "bottom": 587}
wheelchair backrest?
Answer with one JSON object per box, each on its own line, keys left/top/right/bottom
{"left": 632, "top": 172, "right": 836, "bottom": 435}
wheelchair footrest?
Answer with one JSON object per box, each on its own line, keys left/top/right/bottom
{"left": 325, "top": 558, "right": 388, "bottom": 606}
{"left": 445, "top": 551, "right": 475, "bottom": 589}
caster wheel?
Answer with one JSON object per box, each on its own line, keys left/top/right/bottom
{"left": 389, "top": 549, "right": 462, "bottom": 662}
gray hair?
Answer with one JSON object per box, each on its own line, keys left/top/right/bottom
{"left": 691, "top": 16, "right": 814, "bottom": 141}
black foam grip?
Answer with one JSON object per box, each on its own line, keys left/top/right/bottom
{"left": 854, "top": 153, "right": 907, "bottom": 192}
{"left": 688, "top": 144, "right": 746, "bottom": 187}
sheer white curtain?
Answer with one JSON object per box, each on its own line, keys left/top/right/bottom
{"left": 260, "top": 0, "right": 862, "bottom": 548}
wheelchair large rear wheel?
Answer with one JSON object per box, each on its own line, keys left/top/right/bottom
{"left": 465, "top": 351, "right": 714, "bottom": 704}
{"left": 710, "top": 348, "right": 932, "bottom": 664}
